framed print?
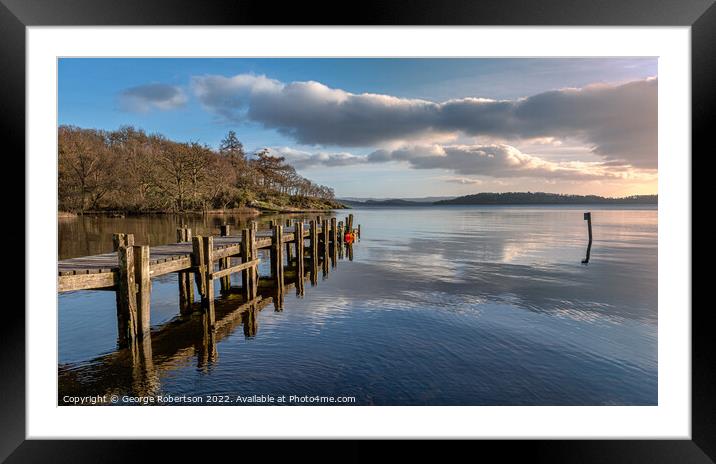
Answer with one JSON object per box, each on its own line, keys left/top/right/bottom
{"left": 4, "top": 0, "right": 710, "bottom": 460}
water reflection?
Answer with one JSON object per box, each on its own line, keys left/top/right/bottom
{"left": 58, "top": 227, "right": 354, "bottom": 403}
{"left": 59, "top": 207, "right": 657, "bottom": 405}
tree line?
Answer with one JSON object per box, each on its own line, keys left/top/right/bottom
{"left": 58, "top": 126, "right": 338, "bottom": 213}
{"left": 435, "top": 192, "right": 658, "bottom": 205}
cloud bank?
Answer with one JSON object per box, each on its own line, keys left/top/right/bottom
{"left": 193, "top": 74, "right": 657, "bottom": 168}
{"left": 269, "top": 144, "right": 655, "bottom": 182}
{"left": 119, "top": 83, "right": 187, "bottom": 112}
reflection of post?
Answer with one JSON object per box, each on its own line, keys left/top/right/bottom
{"left": 295, "top": 221, "right": 305, "bottom": 296}
{"left": 582, "top": 212, "right": 593, "bottom": 264}
{"left": 198, "top": 312, "right": 217, "bottom": 371}
{"left": 242, "top": 304, "right": 259, "bottom": 338}
{"left": 130, "top": 332, "right": 159, "bottom": 397}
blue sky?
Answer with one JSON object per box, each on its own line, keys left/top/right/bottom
{"left": 58, "top": 58, "right": 658, "bottom": 198}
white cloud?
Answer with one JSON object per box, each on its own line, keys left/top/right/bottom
{"left": 118, "top": 83, "right": 187, "bottom": 113}
{"left": 192, "top": 74, "right": 657, "bottom": 168}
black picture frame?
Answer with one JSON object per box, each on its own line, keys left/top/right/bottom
{"left": 3, "top": 0, "right": 708, "bottom": 461}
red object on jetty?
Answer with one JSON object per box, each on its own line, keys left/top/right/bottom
{"left": 344, "top": 232, "right": 354, "bottom": 243}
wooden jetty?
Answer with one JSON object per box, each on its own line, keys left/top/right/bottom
{"left": 58, "top": 214, "right": 360, "bottom": 348}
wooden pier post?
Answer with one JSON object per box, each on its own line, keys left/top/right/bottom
{"left": 177, "top": 227, "right": 194, "bottom": 314}
{"left": 330, "top": 217, "right": 338, "bottom": 267}
{"left": 113, "top": 232, "right": 134, "bottom": 252}
{"left": 309, "top": 220, "right": 318, "bottom": 286}
{"left": 321, "top": 219, "right": 330, "bottom": 276}
{"left": 192, "top": 236, "right": 207, "bottom": 305}
{"left": 348, "top": 214, "right": 354, "bottom": 233}
{"left": 219, "top": 224, "right": 231, "bottom": 293}
{"left": 582, "top": 212, "right": 593, "bottom": 264}
{"left": 337, "top": 221, "right": 344, "bottom": 243}
{"left": 202, "top": 236, "right": 216, "bottom": 326}
{"left": 133, "top": 245, "right": 151, "bottom": 339}
{"left": 271, "top": 225, "right": 285, "bottom": 286}
{"left": 295, "top": 221, "right": 305, "bottom": 296}
{"left": 357, "top": 224, "right": 361, "bottom": 239}
{"left": 241, "top": 228, "right": 255, "bottom": 301}
{"left": 285, "top": 219, "right": 293, "bottom": 264}
{"left": 114, "top": 233, "right": 137, "bottom": 348}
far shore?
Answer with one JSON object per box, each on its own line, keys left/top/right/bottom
{"left": 58, "top": 205, "right": 349, "bottom": 218}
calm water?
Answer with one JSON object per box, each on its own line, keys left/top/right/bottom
{"left": 58, "top": 206, "right": 657, "bottom": 405}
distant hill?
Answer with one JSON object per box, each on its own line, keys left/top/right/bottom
{"left": 339, "top": 196, "right": 455, "bottom": 205}
{"left": 340, "top": 198, "right": 433, "bottom": 207}
{"left": 434, "top": 192, "right": 658, "bottom": 205}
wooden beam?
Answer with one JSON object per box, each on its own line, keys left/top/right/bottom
{"left": 209, "top": 258, "right": 260, "bottom": 280}
{"left": 58, "top": 272, "right": 117, "bottom": 293}
{"left": 150, "top": 256, "right": 192, "bottom": 277}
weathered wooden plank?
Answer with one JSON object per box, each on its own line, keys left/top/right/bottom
{"left": 212, "top": 244, "right": 243, "bottom": 261}
{"left": 58, "top": 272, "right": 117, "bottom": 292}
{"left": 209, "top": 258, "right": 260, "bottom": 280}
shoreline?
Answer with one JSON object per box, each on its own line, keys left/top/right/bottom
{"left": 58, "top": 206, "right": 350, "bottom": 217}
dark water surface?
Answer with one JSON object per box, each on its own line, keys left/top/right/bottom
{"left": 58, "top": 206, "right": 657, "bottom": 405}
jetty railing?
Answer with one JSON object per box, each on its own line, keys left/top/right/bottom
{"left": 58, "top": 214, "right": 360, "bottom": 348}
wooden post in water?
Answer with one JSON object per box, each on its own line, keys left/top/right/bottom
{"left": 337, "top": 221, "right": 344, "bottom": 243}
{"left": 114, "top": 233, "right": 137, "bottom": 348}
{"left": 272, "top": 225, "right": 284, "bottom": 286}
{"left": 249, "top": 227, "right": 258, "bottom": 299}
{"left": 177, "top": 227, "right": 194, "bottom": 314}
{"left": 330, "top": 217, "right": 338, "bottom": 267}
{"left": 357, "top": 224, "right": 361, "bottom": 239}
{"left": 202, "top": 236, "right": 216, "bottom": 325}
{"left": 192, "top": 236, "right": 206, "bottom": 304}
{"left": 241, "top": 228, "right": 252, "bottom": 301}
{"left": 582, "top": 212, "right": 593, "bottom": 264}
{"left": 133, "top": 245, "right": 151, "bottom": 339}
{"left": 219, "top": 225, "right": 231, "bottom": 293}
{"left": 321, "top": 219, "right": 330, "bottom": 276}
{"left": 285, "top": 219, "right": 293, "bottom": 264}
{"left": 295, "top": 221, "right": 305, "bottom": 296}
{"left": 309, "top": 220, "right": 318, "bottom": 286}
{"left": 348, "top": 214, "right": 354, "bottom": 233}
